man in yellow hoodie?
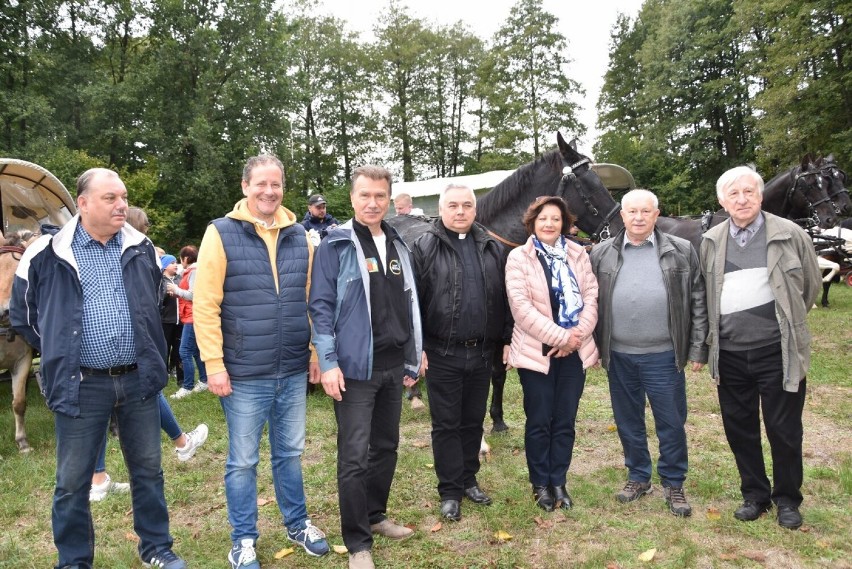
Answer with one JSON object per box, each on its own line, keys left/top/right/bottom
{"left": 193, "top": 155, "right": 329, "bottom": 568}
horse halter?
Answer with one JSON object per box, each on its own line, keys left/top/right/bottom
{"left": 822, "top": 165, "right": 850, "bottom": 213}
{"left": 785, "top": 168, "right": 830, "bottom": 227}
{"left": 0, "top": 245, "right": 26, "bottom": 260}
{"left": 560, "top": 158, "right": 621, "bottom": 241}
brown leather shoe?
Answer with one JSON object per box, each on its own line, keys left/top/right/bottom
{"left": 370, "top": 519, "right": 414, "bottom": 540}
{"left": 349, "top": 550, "right": 375, "bottom": 569}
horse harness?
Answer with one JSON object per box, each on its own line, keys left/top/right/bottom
{"left": 561, "top": 158, "right": 621, "bottom": 241}
{"left": 0, "top": 244, "right": 26, "bottom": 342}
{"left": 784, "top": 167, "right": 830, "bottom": 228}
{"left": 821, "top": 165, "right": 849, "bottom": 214}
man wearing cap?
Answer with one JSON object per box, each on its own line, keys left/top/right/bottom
{"left": 302, "top": 194, "right": 339, "bottom": 240}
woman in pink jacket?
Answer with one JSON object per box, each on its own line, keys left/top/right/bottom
{"left": 505, "top": 196, "right": 599, "bottom": 512}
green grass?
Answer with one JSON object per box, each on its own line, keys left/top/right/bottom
{"left": 1, "top": 287, "right": 850, "bottom": 568}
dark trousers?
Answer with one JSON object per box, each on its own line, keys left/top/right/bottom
{"left": 162, "top": 322, "right": 183, "bottom": 383}
{"left": 424, "top": 346, "right": 492, "bottom": 500}
{"left": 718, "top": 343, "right": 806, "bottom": 507}
{"left": 334, "top": 364, "right": 404, "bottom": 554}
{"left": 519, "top": 352, "right": 585, "bottom": 487}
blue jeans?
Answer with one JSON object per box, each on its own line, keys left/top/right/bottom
{"left": 608, "top": 350, "right": 688, "bottom": 486}
{"left": 94, "top": 393, "right": 182, "bottom": 472}
{"left": 219, "top": 374, "right": 309, "bottom": 544}
{"left": 519, "top": 352, "right": 585, "bottom": 487}
{"left": 179, "top": 323, "right": 207, "bottom": 390}
{"left": 54, "top": 370, "right": 171, "bottom": 568}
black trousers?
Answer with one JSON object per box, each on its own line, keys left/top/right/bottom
{"left": 161, "top": 322, "right": 183, "bottom": 383}
{"left": 334, "top": 364, "right": 403, "bottom": 554}
{"left": 425, "top": 346, "right": 492, "bottom": 501}
{"left": 717, "top": 343, "right": 806, "bottom": 507}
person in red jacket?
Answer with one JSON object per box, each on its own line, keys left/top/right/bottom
{"left": 167, "top": 245, "right": 208, "bottom": 398}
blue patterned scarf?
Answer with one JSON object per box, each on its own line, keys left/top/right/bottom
{"left": 533, "top": 235, "right": 583, "bottom": 328}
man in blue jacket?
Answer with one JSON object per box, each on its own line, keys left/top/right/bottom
{"left": 309, "top": 165, "right": 423, "bottom": 569}
{"left": 10, "top": 168, "right": 185, "bottom": 569}
{"left": 301, "top": 194, "right": 339, "bottom": 240}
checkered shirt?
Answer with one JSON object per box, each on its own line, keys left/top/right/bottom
{"left": 71, "top": 222, "right": 137, "bottom": 368}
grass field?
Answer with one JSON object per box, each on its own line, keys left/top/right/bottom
{"left": 1, "top": 287, "right": 850, "bottom": 568}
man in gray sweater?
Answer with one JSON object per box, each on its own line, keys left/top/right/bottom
{"left": 590, "top": 189, "right": 708, "bottom": 517}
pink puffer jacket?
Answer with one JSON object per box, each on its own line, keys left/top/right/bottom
{"left": 506, "top": 236, "right": 599, "bottom": 373}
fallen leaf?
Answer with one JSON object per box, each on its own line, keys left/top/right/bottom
{"left": 404, "top": 523, "right": 416, "bottom": 531}
{"left": 605, "top": 562, "right": 621, "bottom": 569}
{"left": 706, "top": 507, "right": 721, "bottom": 520}
{"left": 512, "top": 449, "right": 520, "bottom": 456}
{"left": 607, "top": 424, "right": 618, "bottom": 432}
{"left": 493, "top": 530, "right": 513, "bottom": 542}
{"left": 426, "top": 463, "right": 434, "bottom": 468}
{"left": 799, "top": 526, "right": 810, "bottom": 533}
{"left": 257, "top": 497, "right": 272, "bottom": 506}
{"left": 533, "top": 516, "right": 553, "bottom": 529}
{"left": 638, "top": 548, "right": 656, "bottom": 562}
{"left": 412, "top": 441, "right": 429, "bottom": 448}
{"left": 124, "top": 532, "right": 139, "bottom": 543}
{"left": 741, "top": 551, "right": 766, "bottom": 562}
{"left": 430, "top": 521, "right": 443, "bottom": 532}
{"left": 718, "top": 553, "right": 737, "bottom": 560}
{"left": 273, "top": 547, "right": 294, "bottom": 559}
{"left": 333, "top": 545, "right": 348, "bottom": 554}
{"left": 816, "top": 540, "right": 829, "bottom": 548}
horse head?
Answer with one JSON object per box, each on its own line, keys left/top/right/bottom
{"left": 763, "top": 155, "right": 836, "bottom": 229}
{"left": 0, "top": 230, "right": 36, "bottom": 326}
{"left": 554, "top": 132, "right": 623, "bottom": 240}
{"left": 818, "top": 154, "right": 851, "bottom": 217}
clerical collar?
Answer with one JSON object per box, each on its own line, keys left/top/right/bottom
{"left": 443, "top": 225, "right": 468, "bottom": 240}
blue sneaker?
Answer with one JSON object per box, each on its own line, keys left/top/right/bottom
{"left": 287, "top": 520, "right": 330, "bottom": 557}
{"left": 228, "top": 538, "right": 260, "bottom": 568}
{"left": 143, "top": 549, "right": 186, "bottom": 569}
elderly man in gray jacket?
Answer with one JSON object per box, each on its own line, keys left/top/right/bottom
{"left": 590, "top": 189, "right": 707, "bottom": 518}
{"left": 701, "top": 166, "right": 820, "bottom": 530}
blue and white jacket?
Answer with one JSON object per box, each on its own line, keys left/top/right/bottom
{"left": 10, "top": 216, "right": 167, "bottom": 416}
{"left": 308, "top": 220, "right": 422, "bottom": 381}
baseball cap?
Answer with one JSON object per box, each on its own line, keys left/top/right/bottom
{"left": 160, "top": 254, "right": 177, "bottom": 271}
{"left": 308, "top": 194, "right": 327, "bottom": 205}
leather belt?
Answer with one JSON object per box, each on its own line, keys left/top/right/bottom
{"left": 458, "top": 339, "right": 482, "bottom": 348}
{"left": 80, "top": 363, "right": 138, "bottom": 376}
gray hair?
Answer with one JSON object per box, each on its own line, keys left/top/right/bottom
{"left": 76, "top": 168, "right": 120, "bottom": 197}
{"left": 438, "top": 184, "right": 476, "bottom": 209}
{"left": 716, "top": 166, "right": 764, "bottom": 200}
{"left": 351, "top": 165, "right": 393, "bottom": 193}
{"left": 242, "top": 155, "right": 285, "bottom": 183}
{"left": 621, "top": 188, "right": 658, "bottom": 209}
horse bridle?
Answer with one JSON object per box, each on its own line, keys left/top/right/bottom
{"left": 784, "top": 168, "right": 831, "bottom": 227}
{"left": 560, "top": 158, "right": 621, "bottom": 241}
{"left": 821, "top": 165, "right": 849, "bottom": 214}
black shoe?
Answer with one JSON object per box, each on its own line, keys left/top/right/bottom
{"left": 777, "top": 505, "right": 802, "bottom": 530}
{"left": 440, "top": 499, "right": 461, "bottom": 521}
{"left": 551, "top": 485, "right": 573, "bottom": 510}
{"left": 533, "top": 485, "right": 554, "bottom": 512}
{"left": 464, "top": 485, "right": 492, "bottom": 505}
{"left": 734, "top": 500, "right": 771, "bottom": 521}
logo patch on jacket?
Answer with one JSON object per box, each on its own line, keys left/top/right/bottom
{"left": 366, "top": 257, "right": 380, "bottom": 273}
{"left": 388, "top": 259, "right": 401, "bottom": 275}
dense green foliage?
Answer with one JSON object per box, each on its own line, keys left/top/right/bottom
{"left": 595, "top": 0, "right": 851, "bottom": 216}
{"left": 0, "top": 0, "right": 584, "bottom": 244}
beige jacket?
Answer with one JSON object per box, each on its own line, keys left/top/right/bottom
{"left": 506, "top": 236, "right": 599, "bottom": 373}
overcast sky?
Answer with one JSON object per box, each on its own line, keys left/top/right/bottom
{"left": 305, "top": 0, "right": 645, "bottom": 154}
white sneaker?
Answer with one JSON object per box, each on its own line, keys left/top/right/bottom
{"left": 192, "top": 382, "right": 208, "bottom": 393}
{"left": 90, "top": 473, "right": 130, "bottom": 502}
{"left": 170, "top": 387, "right": 193, "bottom": 400}
{"left": 176, "top": 424, "right": 209, "bottom": 462}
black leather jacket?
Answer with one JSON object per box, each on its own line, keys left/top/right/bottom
{"left": 412, "top": 220, "right": 513, "bottom": 355}
{"left": 589, "top": 227, "right": 708, "bottom": 370}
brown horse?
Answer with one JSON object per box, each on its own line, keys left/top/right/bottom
{"left": 0, "top": 230, "right": 38, "bottom": 452}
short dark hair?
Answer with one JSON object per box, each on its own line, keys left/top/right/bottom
{"left": 242, "top": 155, "right": 285, "bottom": 184}
{"left": 179, "top": 244, "right": 198, "bottom": 264}
{"left": 521, "top": 196, "right": 577, "bottom": 237}
{"left": 351, "top": 165, "right": 392, "bottom": 193}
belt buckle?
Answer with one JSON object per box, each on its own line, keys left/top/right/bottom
{"left": 463, "top": 339, "right": 478, "bottom": 348}
{"left": 107, "top": 366, "right": 123, "bottom": 377}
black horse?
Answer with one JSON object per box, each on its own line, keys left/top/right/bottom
{"left": 654, "top": 155, "right": 837, "bottom": 249}
{"left": 387, "top": 132, "right": 623, "bottom": 432}
{"left": 819, "top": 154, "right": 850, "bottom": 217}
